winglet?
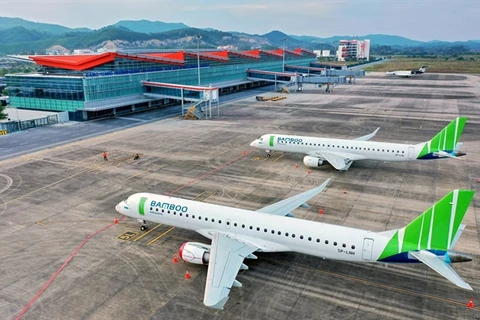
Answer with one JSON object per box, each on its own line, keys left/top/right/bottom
{"left": 354, "top": 127, "right": 380, "bottom": 141}
{"left": 256, "top": 178, "right": 331, "bottom": 217}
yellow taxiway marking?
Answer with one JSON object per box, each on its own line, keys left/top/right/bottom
{"left": 147, "top": 226, "right": 175, "bottom": 246}
{"left": 272, "top": 153, "right": 285, "bottom": 162}
{"left": 133, "top": 224, "right": 163, "bottom": 242}
{"left": 117, "top": 231, "right": 139, "bottom": 241}
{"left": 36, "top": 221, "right": 45, "bottom": 226}
{"left": 192, "top": 191, "right": 215, "bottom": 202}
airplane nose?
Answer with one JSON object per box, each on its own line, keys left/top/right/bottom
{"left": 250, "top": 140, "right": 256, "bottom": 147}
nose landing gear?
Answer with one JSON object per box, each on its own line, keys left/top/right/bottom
{"left": 138, "top": 219, "right": 149, "bottom": 231}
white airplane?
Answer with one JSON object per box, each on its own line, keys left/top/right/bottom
{"left": 250, "top": 117, "right": 466, "bottom": 171}
{"left": 116, "top": 180, "right": 475, "bottom": 310}
{"left": 385, "top": 66, "right": 428, "bottom": 77}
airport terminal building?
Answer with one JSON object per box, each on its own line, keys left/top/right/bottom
{"left": 6, "top": 48, "right": 316, "bottom": 120}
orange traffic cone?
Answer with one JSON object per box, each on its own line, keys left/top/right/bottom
{"left": 185, "top": 270, "right": 191, "bottom": 279}
{"left": 307, "top": 169, "right": 311, "bottom": 174}
{"left": 173, "top": 255, "right": 178, "bottom": 263}
{"left": 295, "top": 164, "right": 299, "bottom": 168}
{"left": 319, "top": 209, "right": 324, "bottom": 215}
{"left": 243, "top": 150, "right": 247, "bottom": 155}
{"left": 467, "top": 298, "right": 474, "bottom": 308}
{"left": 343, "top": 189, "right": 347, "bottom": 194}
{"left": 113, "top": 218, "right": 118, "bottom": 224}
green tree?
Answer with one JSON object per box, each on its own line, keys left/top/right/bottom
{"left": 0, "top": 104, "right": 7, "bottom": 120}
{"left": 1, "top": 88, "right": 7, "bottom": 96}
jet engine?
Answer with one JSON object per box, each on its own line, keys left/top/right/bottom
{"left": 179, "top": 242, "right": 211, "bottom": 265}
{"left": 303, "top": 156, "right": 324, "bottom": 168}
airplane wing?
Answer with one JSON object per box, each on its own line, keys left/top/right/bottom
{"left": 309, "top": 150, "right": 365, "bottom": 171}
{"left": 256, "top": 178, "right": 330, "bottom": 217}
{"left": 409, "top": 250, "right": 472, "bottom": 290}
{"left": 354, "top": 127, "right": 380, "bottom": 141}
{"left": 204, "top": 232, "right": 258, "bottom": 309}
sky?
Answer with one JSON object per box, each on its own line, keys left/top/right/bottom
{"left": 0, "top": 0, "right": 479, "bottom": 41}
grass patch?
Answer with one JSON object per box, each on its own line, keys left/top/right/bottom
{"left": 364, "top": 56, "right": 480, "bottom": 74}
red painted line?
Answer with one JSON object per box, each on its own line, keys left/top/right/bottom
{"left": 15, "top": 217, "right": 126, "bottom": 320}
{"left": 168, "top": 151, "right": 249, "bottom": 197}
{"left": 16, "top": 150, "right": 250, "bottom": 318}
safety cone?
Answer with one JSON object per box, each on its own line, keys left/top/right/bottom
{"left": 113, "top": 218, "right": 118, "bottom": 224}
{"left": 295, "top": 164, "right": 299, "bottom": 168}
{"left": 185, "top": 270, "right": 191, "bottom": 279}
{"left": 343, "top": 189, "right": 347, "bottom": 194}
{"left": 243, "top": 150, "right": 247, "bottom": 155}
{"left": 467, "top": 298, "right": 474, "bottom": 308}
{"left": 307, "top": 169, "right": 311, "bottom": 174}
{"left": 319, "top": 209, "right": 324, "bottom": 215}
{"left": 173, "top": 255, "right": 178, "bottom": 263}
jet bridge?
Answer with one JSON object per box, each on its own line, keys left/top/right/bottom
{"left": 247, "top": 69, "right": 346, "bottom": 93}
{"left": 309, "top": 63, "right": 366, "bottom": 83}
{"left": 142, "top": 81, "right": 219, "bottom": 118}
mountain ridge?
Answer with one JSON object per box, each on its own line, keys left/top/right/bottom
{"left": 0, "top": 17, "right": 478, "bottom": 55}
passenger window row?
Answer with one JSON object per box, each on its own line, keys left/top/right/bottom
{"left": 297, "top": 142, "right": 406, "bottom": 154}
{"left": 149, "top": 207, "right": 356, "bottom": 250}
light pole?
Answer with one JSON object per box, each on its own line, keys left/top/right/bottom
{"left": 12, "top": 91, "right": 22, "bottom": 131}
{"left": 195, "top": 35, "right": 202, "bottom": 86}
{"left": 282, "top": 38, "right": 287, "bottom": 72}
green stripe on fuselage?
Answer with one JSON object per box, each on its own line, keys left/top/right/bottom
{"left": 139, "top": 197, "right": 147, "bottom": 215}
{"left": 269, "top": 135, "right": 274, "bottom": 147}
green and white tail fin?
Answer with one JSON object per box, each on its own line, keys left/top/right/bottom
{"left": 379, "top": 189, "right": 475, "bottom": 260}
{"left": 417, "top": 117, "right": 467, "bottom": 159}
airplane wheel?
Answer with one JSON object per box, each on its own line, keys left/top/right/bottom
{"left": 267, "top": 153, "right": 272, "bottom": 158}
{"left": 141, "top": 225, "right": 148, "bottom": 231}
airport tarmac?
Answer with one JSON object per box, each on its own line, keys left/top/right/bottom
{"left": 1, "top": 72, "right": 479, "bottom": 320}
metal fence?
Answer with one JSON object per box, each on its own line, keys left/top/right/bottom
{"left": 0, "top": 114, "right": 58, "bottom": 133}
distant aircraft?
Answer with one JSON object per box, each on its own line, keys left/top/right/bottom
{"left": 385, "top": 66, "right": 428, "bottom": 77}
{"left": 250, "top": 117, "right": 466, "bottom": 171}
{"left": 116, "top": 181, "right": 475, "bottom": 309}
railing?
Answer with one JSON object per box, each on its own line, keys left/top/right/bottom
{"left": 0, "top": 115, "right": 58, "bottom": 133}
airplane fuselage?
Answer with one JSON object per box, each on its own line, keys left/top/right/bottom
{"left": 117, "top": 193, "right": 394, "bottom": 263}
{"left": 252, "top": 135, "right": 426, "bottom": 161}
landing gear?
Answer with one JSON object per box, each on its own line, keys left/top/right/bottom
{"left": 266, "top": 150, "right": 272, "bottom": 158}
{"left": 138, "top": 219, "right": 148, "bottom": 231}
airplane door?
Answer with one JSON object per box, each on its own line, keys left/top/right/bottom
{"left": 362, "top": 238, "right": 374, "bottom": 261}
{"left": 408, "top": 147, "right": 415, "bottom": 159}
{"left": 226, "top": 219, "right": 231, "bottom": 229}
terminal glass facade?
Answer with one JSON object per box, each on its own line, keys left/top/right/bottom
{"left": 6, "top": 50, "right": 315, "bottom": 119}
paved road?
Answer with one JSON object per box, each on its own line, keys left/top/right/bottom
{"left": 0, "top": 87, "right": 274, "bottom": 161}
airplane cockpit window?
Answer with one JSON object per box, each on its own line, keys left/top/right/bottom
{"left": 124, "top": 198, "right": 129, "bottom": 205}
{"left": 258, "top": 137, "right": 263, "bottom": 142}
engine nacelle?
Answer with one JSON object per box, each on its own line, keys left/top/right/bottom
{"left": 179, "top": 242, "right": 211, "bottom": 265}
{"left": 303, "top": 156, "right": 324, "bottom": 168}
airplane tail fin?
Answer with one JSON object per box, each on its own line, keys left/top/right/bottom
{"left": 418, "top": 66, "right": 428, "bottom": 73}
{"left": 417, "top": 117, "right": 467, "bottom": 159}
{"left": 378, "top": 189, "right": 474, "bottom": 290}
{"left": 378, "top": 189, "right": 475, "bottom": 260}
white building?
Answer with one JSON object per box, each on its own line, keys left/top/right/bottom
{"left": 313, "top": 49, "right": 331, "bottom": 58}
{"left": 336, "top": 39, "right": 370, "bottom": 61}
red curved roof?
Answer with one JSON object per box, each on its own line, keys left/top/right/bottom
{"left": 30, "top": 53, "right": 116, "bottom": 71}
{"left": 29, "top": 48, "right": 313, "bottom": 71}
